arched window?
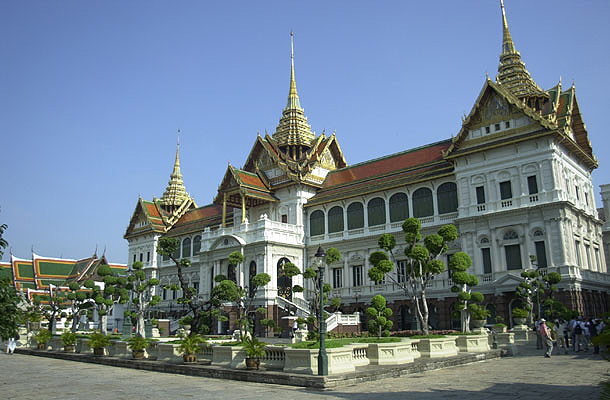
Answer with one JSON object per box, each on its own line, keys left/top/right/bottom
{"left": 347, "top": 202, "right": 364, "bottom": 230}
{"left": 227, "top": 263, "right": 237, "bottom": 284}
{"left": 413, "top": 188, "right": 434, "bottom": 217}
{"left": 437, "top": 182, "right": 458, "bottom": 214}
{"left": 277, "top": 258, "right": 292, "bottom": 301}
{"left": 503, "top": 230, "right": 519, "bottom": 240}
{"left": 182, "top": 238, "right": 191, "bottom": 258}
{"left": 309, "top": 210, "right": 325, "bottom": 236}
{"left": 328, "top": 206, "right": 344, "bottom": 233}
{"left": 389, "top": 192, "right": 409, "bottom": 222}
{"left": 367, "top": 197, "right": 386, "bottom": 226}
{"left": 192, "top": 235, "right": 201, "bottom": 255}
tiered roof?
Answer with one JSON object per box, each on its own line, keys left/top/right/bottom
{"left": 5, "top": 253, "right": 126, "bottom": 293}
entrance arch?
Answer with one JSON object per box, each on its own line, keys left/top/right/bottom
{"left": 277, "top": 258, "right": 293, "bottom": 301}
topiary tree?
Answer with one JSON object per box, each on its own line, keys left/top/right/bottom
{"left": 37, "top": 285, "right": 69, "bottom": 334}
{"left": 125, "top": 261, "right": 161, "bottom": 337}
{"left": 515, "top": 269, "right": 542, "bottom": 325}
{"left": 158, "top": 237, "right": 247, "bottom": 336}
{"left": 366, "top": 295, "right": 393, "bottom": 337}
{"left": 368, "top": 218, "right": 457, "bottom": 335}
{"left": 84, "top": 264, "right": 129, "bottom": 335}
{"left": 448, "top": 251, "right": 486, "bottom": 333}
{"left": 292, "top": 247, "right": 341, "bottom": 340}
{"left": 226, "top": 250, "right": 272, "bottom": 338}
{"left": 66, "top": 282, "right": 90, "bottom": 332}
{"left": 541, "top": 271, "right": 563, "bottom": 320}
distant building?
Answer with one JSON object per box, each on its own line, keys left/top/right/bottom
{"left": 125, "top": 3, "right": 609, "bottom": 333}
{"left": 0, "top": 253, "right": 127, "bottom": 332}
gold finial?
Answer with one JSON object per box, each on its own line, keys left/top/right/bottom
{"left": 500, "top": 0, "right": 515, "bottom": 55}
{"left": 288, "top": 31, "right": 299, "bottom": 107}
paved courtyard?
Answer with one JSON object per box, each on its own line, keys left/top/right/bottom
{"left": 0, "top": 344, "right": 606, "bottom": 399}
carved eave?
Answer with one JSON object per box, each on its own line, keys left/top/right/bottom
{"left": 124, "top": 198, "right": 167, "bottom": 239}
{"left": 444, "top": 79, "right": 557, "bottom": 159}
{"left": 213, "top": 164, "right": 278, "bottom": 208}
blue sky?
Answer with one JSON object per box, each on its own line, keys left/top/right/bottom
{"left": 1, "top": 1, "right": 609, "bottom": 263}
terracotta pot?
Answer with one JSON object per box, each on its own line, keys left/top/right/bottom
{"left": 183, "top": 354, "right": 197, "bottom": 363}
{"left": 471, "top": 319, "right": 487, "bottom": 328}
{"left": 37, "top": 343, "right": 47, "bottom": 350}
{"left": 132, "top": 350, "right": 145, "bottom": 359}
{"left": 245, "top": 357, "right": 260, "bottom": 370}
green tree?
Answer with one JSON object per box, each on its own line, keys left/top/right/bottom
{"left": 291, "top": 248, "right": 341, "bottom": 339}
{"left": 0, "top": 277, "right": 23, "bottom": 340}
{"left": 157, "top": 237, "right": 242, "bottom": 336}
{"left": 448, "top": 252, "right": 486, "bottom": 333}
{"left": 37, "top": 286, "right": 69, "bottom": 334}
{"left": 66, "top": 282, "right": 91, "bottom": 332}
{"left": 0, "top": 220, "right": 7, "bottom": 258}
{"left": 368, "top": 218, "right": 457, "bottom": 335}
{"left": 125, "top": 261, "right": 161, "bottom": 337}
{"left": 84, "top": 264, "right": 129, "bottom": 335}
{"left": 366, "top": 295, "right": 393, "bottom": 337}
{"left": 227, "top": 251, "right": 271, "bottom": 338}
{"left": 515, "top": 269, "right": 542, "bottom": 325}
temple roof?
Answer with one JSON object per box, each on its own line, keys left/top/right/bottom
{"left": 272, "top": 32, "right": 315, "bottom": 148}
{"left": 496, "top": 0, "right": 546, "bottom": 101}
{"left": 7, "top": 253, "right": 125, "bottom": 291}
{"left": 307, "top": 140, "right": 452, "bottom": 207}
{"left": 159, "top": 137, "right": 193, "bottom": 211}
{"left": 165, "top": 204, "right": 230, "bottom": 237}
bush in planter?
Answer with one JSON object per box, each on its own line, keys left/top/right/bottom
{"left": 88, "top": 331, "right": 111, "bottom": 355}
{"left": 366, "top": 295, "right": 393, "bottom": 337}
{"left": 177, "top": 333, "right": 205, "bottom": 363}
{"left": 512, "top": 308, "right": 529, "bottom": 319}
{"left": 469, "top": 304, "right": 491, "bottom": 323}
{"left": 60, "top": 330, "right": 77, "bottom": 351}
{"left": 243, "top": 337, "right": 266, "bottom": 370}
{"left": 34, "top": 329, "right": 52, "bottom": 349}
{"left": 126, "top": 335, "right": 150, "bottom": 359}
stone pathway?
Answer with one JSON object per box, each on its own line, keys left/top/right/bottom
{"left": 0, "top": 344, "right": 606, "bottom": 399}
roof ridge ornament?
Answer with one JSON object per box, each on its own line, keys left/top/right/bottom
{"left": 159, "top": 129, "right": 192, "bottom": 213}
{"left": 496, "top": 0, "right": 546, "bottom": 103}
{"left": 272, "top": 31, "right": 315, "bottom": 154}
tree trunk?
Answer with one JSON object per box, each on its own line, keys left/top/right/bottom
{"left": 420, "top": 287, "right": 430, "bottom": 336}
{"left": 100, "top": 313, "right": 108, "bottom": 335}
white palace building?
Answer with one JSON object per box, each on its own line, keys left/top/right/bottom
{"left": 125, "top": 3, "right": 609, "bottom": 333}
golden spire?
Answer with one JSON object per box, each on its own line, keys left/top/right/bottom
{"left": 160, "top": 129, "right": 190, "bottom": 212}
{"left": 496, "top": 0, "right": 546, "bottom": 103}
{"left": 287, "top": 31, "right": 301, "bottom": 109}
{"left": 500, "top": 0, "right": 516, "bottom": 55}
{"left": 272, "top": 31, "right": 315, "bottom": 156}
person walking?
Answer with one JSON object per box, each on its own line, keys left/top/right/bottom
{"left": 554, "top": 319, "right": 569, "bottom": 354}
{"left": 540, "top": 319, "right": 553, "bottom": 358}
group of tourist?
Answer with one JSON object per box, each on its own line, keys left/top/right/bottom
{"left": 536, "top": 316, "right": 605, "bottom": 358}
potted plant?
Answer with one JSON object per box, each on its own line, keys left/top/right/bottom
{"left": 493, "top": 323, "right": 507, "bottom": 333}
{"left": 512, "top": 308, "right": 529, "bottom": 325}
{"left": 177, "top": 333, "right": 204, "bottom": 363}
{"left": 243, "top": 337, "right": 266, "bottom": 370}
{"left": 126, "top": 335, "right": 150, "bottom": 359}
{"left": 88, "top": 331, "right": 111, "bottom": 356}
{"left": 469, "top": 304, "right": 490, "bottom": 329}
{"left": 34, "top": 329, "right": 52, "bottom": 350}
{"left": 60, "top": 330, "right": 77, "bottom": 352}
{"left": 296, "top": 317, "right": 307, "bottom": 330}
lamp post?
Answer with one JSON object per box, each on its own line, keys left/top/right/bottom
{"left": 314, "top": 245, "right": 328, "bottom": 376}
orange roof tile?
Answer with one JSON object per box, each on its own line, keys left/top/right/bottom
{"left": 322, "top": 140, "right": 451, "bottom": 188}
